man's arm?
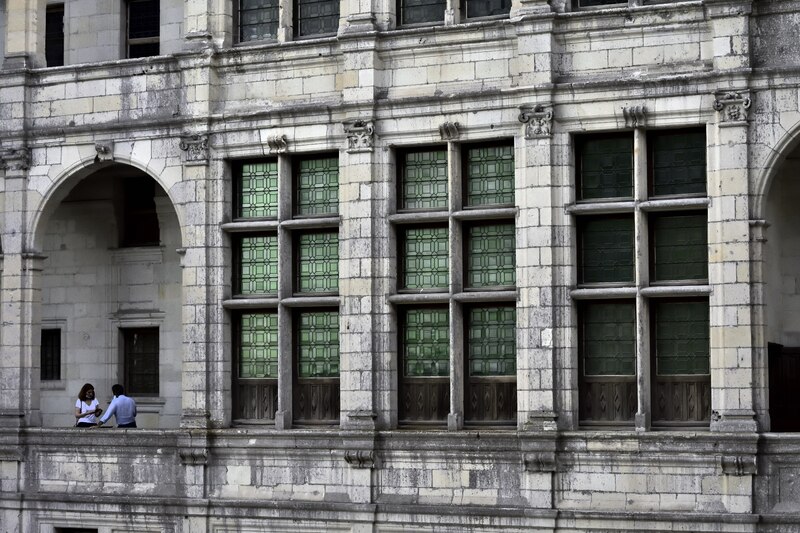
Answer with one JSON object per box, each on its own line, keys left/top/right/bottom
{"left": 99, "top": 398, "right": 117, "bottom": 424}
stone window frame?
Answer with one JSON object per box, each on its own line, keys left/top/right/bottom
{"left": 568, "top": 127, "right": 711, "bottom": 431}
{"left": 234, "top": 0, "right": 340, "bottom": 44}
{"left": 223, "top": 153, "right": 341, "bottom": 429}
{"left": 388, "top": 140, "right": 518, "bottom": 431}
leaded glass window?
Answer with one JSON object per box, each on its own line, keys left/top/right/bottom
{"left": 465, "top": 144, "right": 515, "bottom": 207}
{"left": 294, "top": 0, "right": 339, "bottom": 37}
{"left": 238, "top": 160, "right": 278, "bottom": 219}
{"left": 650, "top": 129, "right": 707, "bottom": 197}
{"left": 296, "top": 156, "right": 339, "bottom": 216}
{"left": 468, "top": 306, "right": 516, "bottom": 376}
{"left": 466, "top": 223, "right": 515, "bottom": 288}
{"left": 581, "top": 302, "right": 635, "bottom": 376}
{"left": 297, "top": 232, "right": 339, "bottom": 293}
{"left": 577, "top": 134, "right": 633, "bottom": 200}
{"left": 401, "top": 226, "right": 449, "bottom": 290}
{"left": 400, "top": 149, "right": 448, "bottom": 210}
{"left": 651, "top": 213, "right": 708, "bottom": 282}
{"left": 654, "top": 300, "right": 709, "bottom": 376}
{"left": 297, "top": 311, "right": 340, "bottom": 378}
{"left": 579, "top": 216, "right": 634, "bottom": 284}
{"left": 127, "top": 0, "right": 160, "bottom": 59}
{"left": 402, "top": 308, "right": 449, "bottom": 377}
{"left": 238, "top": 235, "right": 279, "bottom": 294}
{"left": 240, "top": 0, "right": 279, "bottom": 41}
{"left": 240, "top": 313, "right": 279, "bottom": 378}
{"left": 399, "top": 0, "right": 446, "bottom": 25}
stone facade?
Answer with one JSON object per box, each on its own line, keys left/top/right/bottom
{"left": 1, "top": 0, "right": 800, "bottom": 531}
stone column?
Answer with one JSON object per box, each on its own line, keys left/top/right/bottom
{"left": 3, "top": 0, "right": 45, "bottom": 69}
{"left": 339, "top": 120, "right": 379, "bottom": 432}
{"left": 708, "top": 91, "right": 757, "bottom": 433}
{"left": 517, "top": 105, "right": 558, "bottom": 432}
{"left": 0, "top": 148, "right": 43, "bottom": 428}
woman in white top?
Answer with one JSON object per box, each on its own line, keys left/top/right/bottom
{"left": 74, "top": 383, "right": 102, "bottom": 427}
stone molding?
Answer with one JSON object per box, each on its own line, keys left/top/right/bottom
{"left": 179, "top": 133, "right": 209, "bottom": 165}
{"left": 439, "top": 121, "right": 461, "bottom": 141}
{"left": 179, "top": 448, "right": 209, "bottom": 466}
{"left": 268, "top": 134, "right": 289, "bottom": 153}
{"left": 713, "top": 92, "right": 751, "bottom": 125}
{"left": 525, "top": 410, "right": 558, "bottom": 431}
{"left": 721, "top": 455, "right": 757, "bottom": 476}
{"left": 343, "top": 119, "right": 375, "bottom": 153}
{"left": 344, "top": 450, "right": 375, "bottom": 469}
{"left": 523, "top": 452, "right": 557, "bottom": 473}
{"left": 0, "top": 148, "right": 31, "bottom": 171}
{"left": 519, "top": 104, "right": 553, "bottom": 139}
{"left": 622, "top": 105, "right": 647, "bottom": 128}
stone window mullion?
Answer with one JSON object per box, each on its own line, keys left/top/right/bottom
{"left": 447, "top": 141, "right": 464, "bottom": 429}
{"left": 633, "top": 128, "right": 651, "bottom": 431}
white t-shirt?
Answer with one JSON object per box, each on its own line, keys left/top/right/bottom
{"left": 75, "top": 398, "right": 100, "bottom": 424}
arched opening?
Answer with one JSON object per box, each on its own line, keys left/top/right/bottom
{"left": 37, "top": 163, "right": 182, "bottom": 429}
{"left": 765, "top": 141, "right": 800, "bottom": 432}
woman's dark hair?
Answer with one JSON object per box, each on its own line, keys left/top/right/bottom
{"left": 78, "top": 383, "right": 95, "bottom": 403}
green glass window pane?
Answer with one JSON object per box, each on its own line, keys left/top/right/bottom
{"left": 400, "top": 0, "right": 445, "bottom": 24}
{"left": 402, "top": 227, "right": 448, "bottom": 289}
{"left": 240, "top": 313, "right": 279, "bottom": 378}
{"left": 400, "top": 150, "right": 448, "bottom": 210}
{"left": 297, "top": 232, "right": 339, "bottom": 293}
{"left": 578, "top": 135, "right": 633, "bottom": 200}
{"left": 465, "top": 0, "right": 510, "bottom": 18}
{"left": 652, "top": 213, "right": 708, "bottom": 282}
{"left": 655, "top": 300, "right": 709, "bottom": 375}
{"left": 239, "top": 0, "right": 279, "bottom": 41}
{"left": 466, "top": 144, "right": 514, "bottom": 207}
{"left": 581, "top": 302, "right": 636, "bottom": 376}
{"left": 466, "top": 223, "right": 515, "bottom": 288}
{"left": 468, "top": 307, "right": 516, "bottom": 376}
{"left": 579, "top": 216, "right": 634, "bottom": 284}
{"left": 651, "top": 130, "right": 706, "bottom": 196}
{"left": 295, "top": 0, "right": 339, "bottom": 37}
{"left": 403, "top": 308, "right": 449, "bottom": 377}
{"left": 296, "top": 156, "right": 339, "bottom": 216}
{"left": 239, "top": 235, "right": 278, "bottom": 294}
{"left": 239, "top": 161, "right": 278, "bottom": 218}
{"left": 298, "top": 311, "right": 340, "bottom": 378}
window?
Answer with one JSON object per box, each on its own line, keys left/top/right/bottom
{"left": 237, "top": 0, "right": 339, "bottom": 41}
{"left": 229, "top": 155, "right": 340, "bottom": 426}
{"left": 397, "top": 0, "right": 509, "bottom": 26}
{"left": 294, "top": 0, "right": 339, "bottom": 37}
{"left": 127, "top": 0, "right": 159, "bottom": 58}
{"left": 40, "top": 328, "right": 61, "bottom": 381}
{"left": 123, "top": 328, "right": 159, "bottom": 395}
{"left": 391, "top": 142, "right": 517, "bottom": 427}
{"left": 573, "top": 128, "right": 709, "bottom": 429}
{"left": 45, "top": 4, "right": 65, "bottom": 67}
{"left": 239, "top": 0, "right": 279, "bottom": 41}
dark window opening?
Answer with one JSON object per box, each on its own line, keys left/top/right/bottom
{"left": 768, "top": 343, "right": 800, "bottom": 432}
{"left": 127, "top": 0, "right": 160, "bottom": 58}
{"left": 40, "top": 328, "right": 61, "bottom": 381}
{"left": 460, "top": 0, "right": 510, "bottom": 19}
{"left": 121, "top": 178, "right": 160, "bottom": 247}
{"left": 123, "top": 328, "right": 159, "bottom": 396}
{"left": 55, "top": 528, "right": 99, "bottom": 533}
{"left": 577, "top": 0, "right": 627, "bottom": 6}
{"left": 45, "top": 4, "right": 65, "bottom": 67}
{"left": 398, "top": 0, "right": 445, "bottom": 25}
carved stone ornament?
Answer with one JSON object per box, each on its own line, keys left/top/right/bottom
{"left": 179, "top": 133, "right": 209, "bottom": 164}
{"left": 267, "top": 134, "right": 288, "bottom": 154}
{"left": 343, "top": 119, "right": 375, "bottom": 153}
{"left": 439, "top": 121, "right": 461, "bottom": 141}
{"left": 179, "top": 448, "right": 208, "bottom": 466}
{"left": 344, "top": 450, "right": 375, "bottom": 469}
{"left": 95, "top": 142, "right": 114, "bottom": 162}
{"left": 0, "top": 148, "right": 31, "bottom": 171}
{"left": 518, "top": 104, "right": 554, "bottom": 139}
{"left": 622, "top": 105, "right": 647, "bottom": 128}
{"left": 721, "top": 455, "right": 757, "bottom": 476}
{"left": 713, "top": 92, "right": 752, "bottom": 123}
{"left": 523, "top": 452, "right": 557, "bottom": 473}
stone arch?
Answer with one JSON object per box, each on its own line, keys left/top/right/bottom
{"left": 753, "top": 118, "right": 800, "bottom": 221}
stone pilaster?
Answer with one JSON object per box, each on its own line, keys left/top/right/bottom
{"left": 511, "top": 0, "right": 555, "bottom": 88}
{"left": 183, "top": 0, "right": 231, "bottom": 49}
{"left": 705, "top": 0, "right": 753, "bottom": 72}
{"left": 708, "top": 90, "right": 757, "bottom": 433}
{"left": 339, "top": 119, "right": 378, "bottom": 431}
{"left": 2, "top": 0, "right": 45, "bottom": 68}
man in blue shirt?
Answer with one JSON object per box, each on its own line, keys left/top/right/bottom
{"left": 97, "top": 384, "right": 137, "bottom": 428}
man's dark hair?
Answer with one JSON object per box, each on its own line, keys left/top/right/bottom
{"left": 112, "top": 384, "right": 125, "bottom": 396}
